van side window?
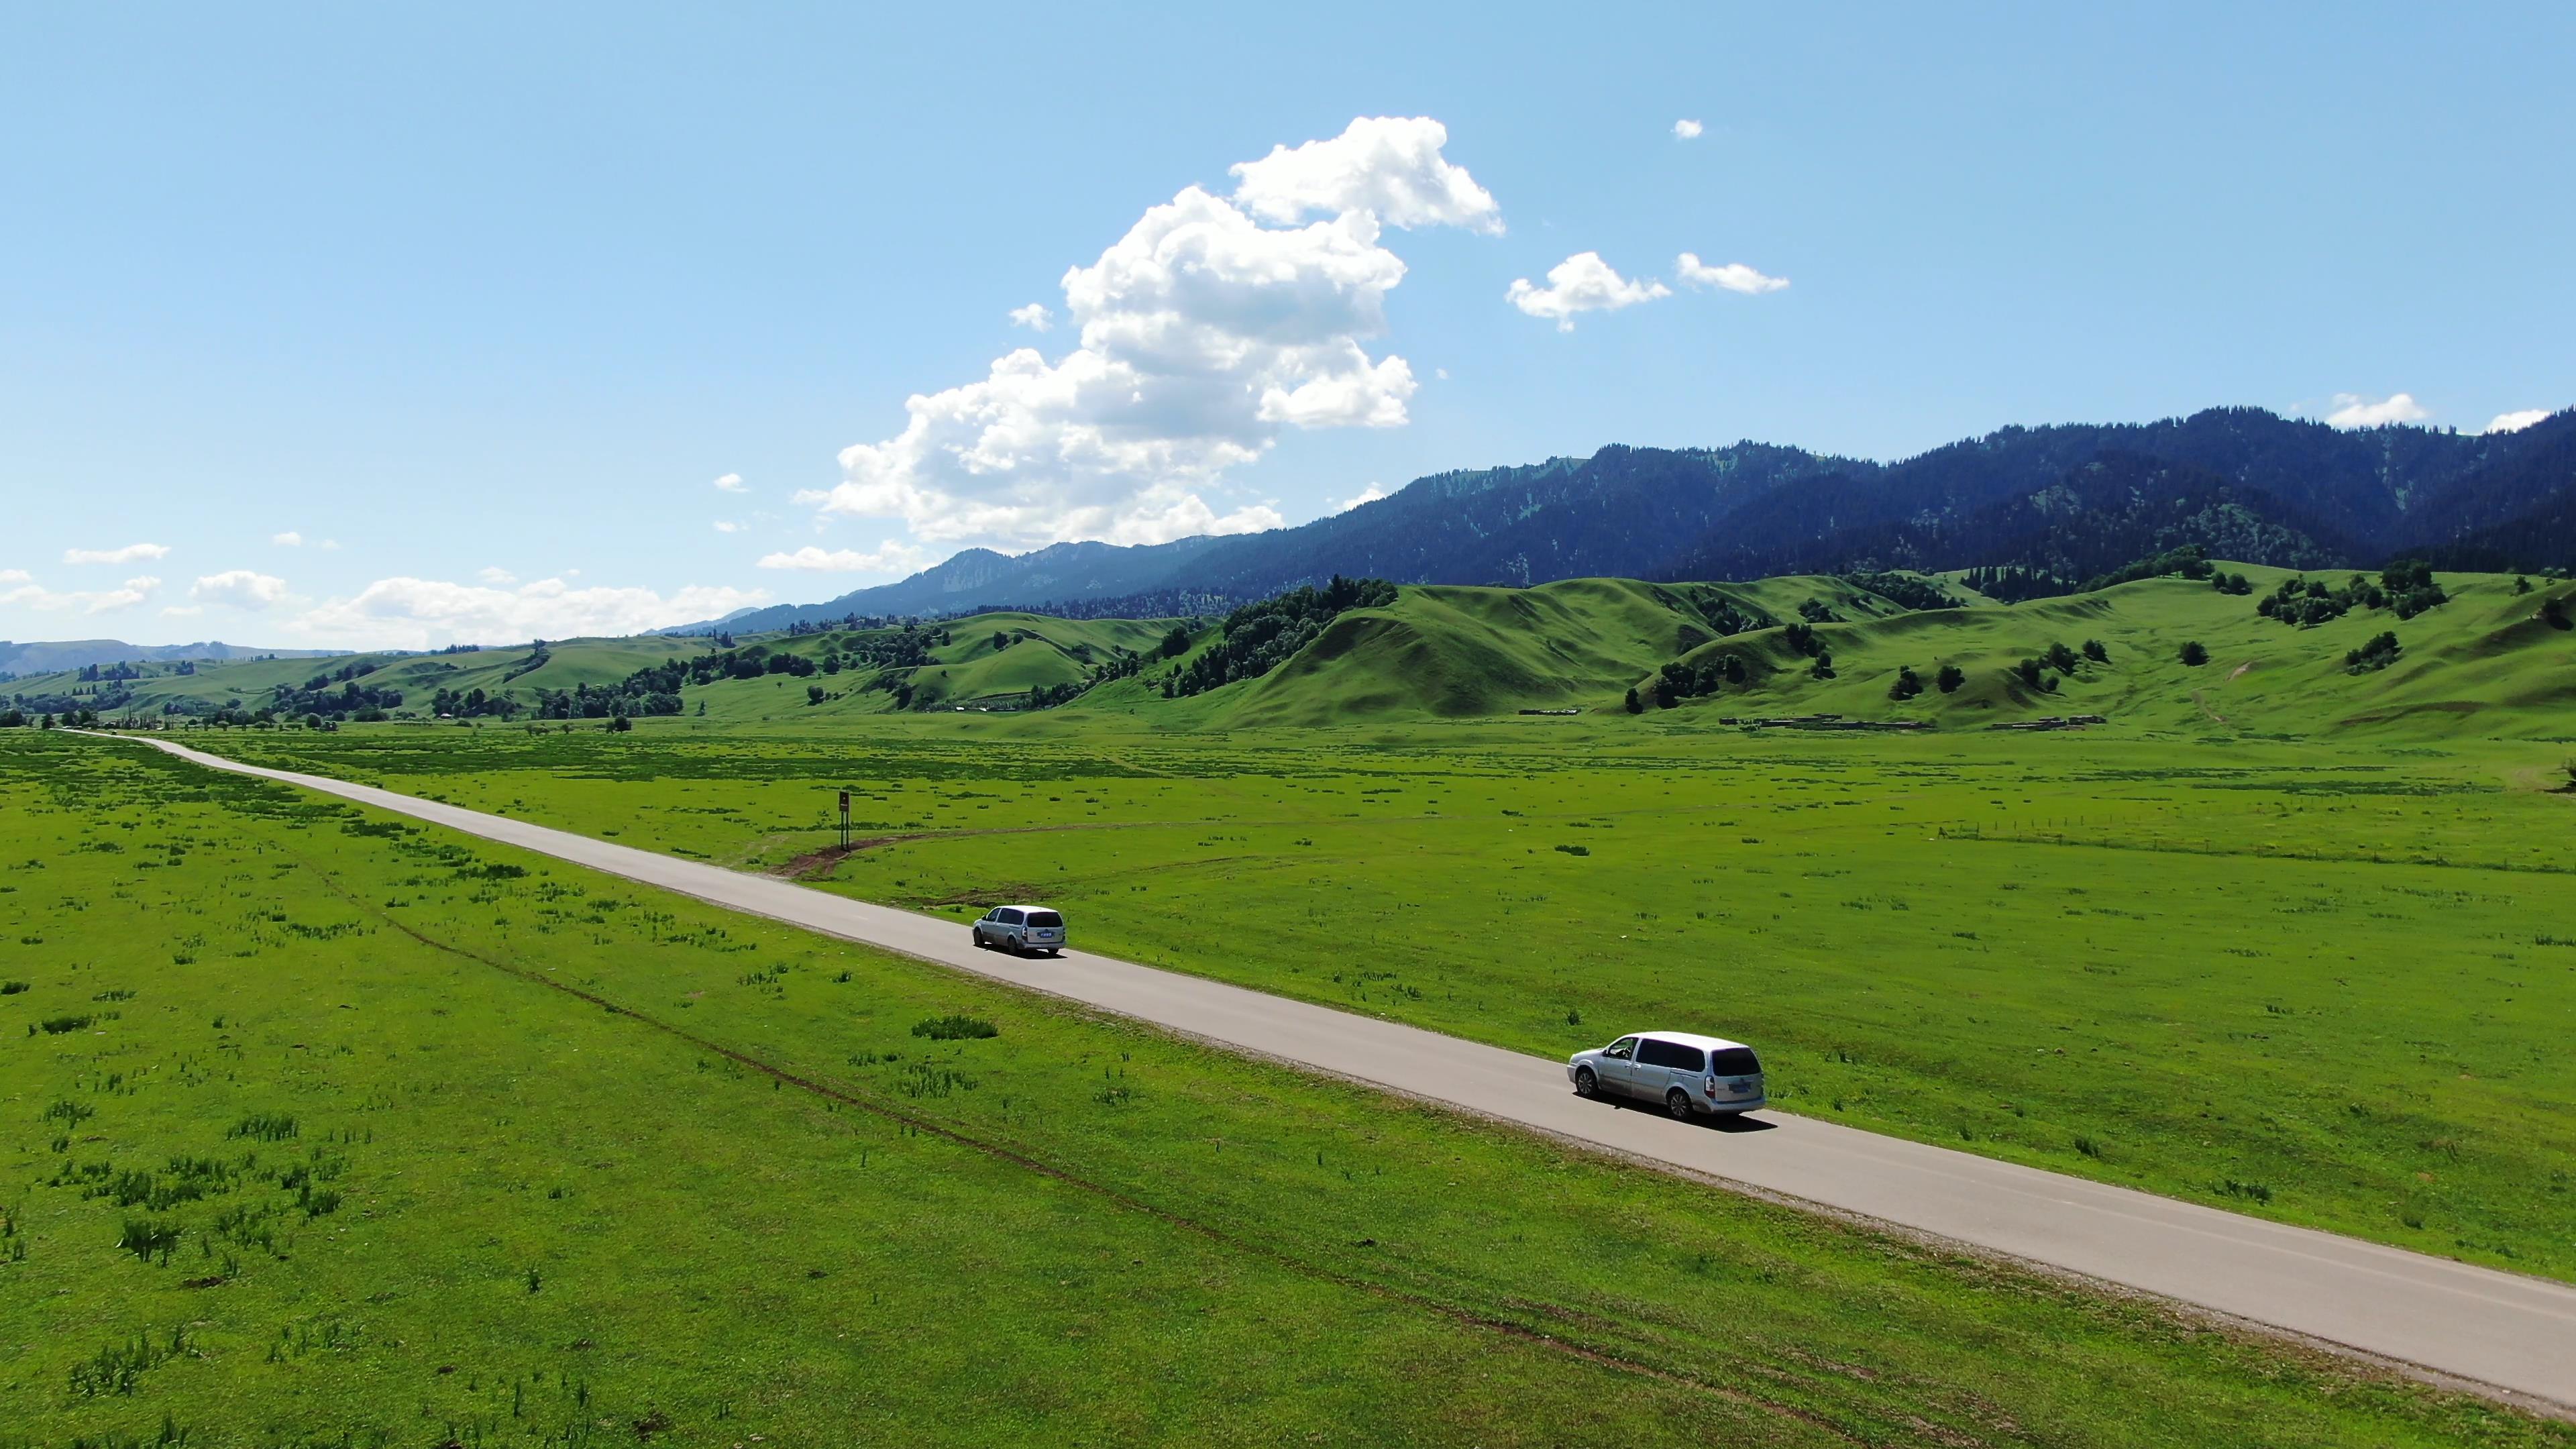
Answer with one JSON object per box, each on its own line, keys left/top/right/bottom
{"left": 1638, "top": 1039, "right": 1705, "bottom": 1072}
{"left": 998, "top": 908, "right": 1024, "bottom": 926}
{"left": 1603, "top": 1037, "right": 1637, "bottom": 1059}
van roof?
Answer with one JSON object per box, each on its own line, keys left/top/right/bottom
{"left": 1004, "top": 904, "right": 1059, "bottom": 912}
{"left": 1626, "top": 1031, "right": 1754, "bottom": 1053}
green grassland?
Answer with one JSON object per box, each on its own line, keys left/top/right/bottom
{"left": 175, "top": 712, "right": 2576, "bottom": 1287}
{"left": 14, "top": 735, "right": 2562, "bottom": 1445}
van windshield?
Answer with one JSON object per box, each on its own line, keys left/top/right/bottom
{"left": 1026, "top": 911, "right": 1064, "bottom": 928}
{"left": 1709, "top": 1048, "right": 1762, "bottom": 1076}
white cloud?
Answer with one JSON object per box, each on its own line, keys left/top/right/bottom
{"left": 272, "top": 531, "right": 304, "bottom": 547}
{"left": 0, "top": 573, "right": 156, "bottom": 614}
{"left": 318, "top": 539, "right": 340, "bottom": 550}
{"left": 1008, "top": 303, "right": 1053, "bottom": 331}
{"left": 296, "top": 578, "right": 770, "bottom": 651}
{"left": 757, "top": 543, "right": 934, "bottom": 574}
{"left": 1334, "top": 482, "right": 1390, "bottom": 513}
{"left": 713, "top": 521, "right": 747, "bottom": 533}
{"left": 1672, "top": 119, "right": 1705, "bottom": 140}
{"left": 2487, "top": 408, "right": 2552, "bottom": 434}
{"left": 713, "top": 472, "right": 747, "bottom": 493}
{"left": 802, "top": 117, "right": 1497, "bottom": 551}
{"left": 63, "top": 542, "right": 170, "bottom": 566}
{"left": 2325, "top": 392, "right": 2430, "bottom": 429}
{"left": 1506, "top": 252, "right": 1671, "bottom": 330}
{"left": 1676, "top": 252, "right": 1789, "bottom": 294}
{"left": 162, "top": 605, "right": 203, "bottom": 618}
{"left": 478, "top": 567, "right": 518, "bottom": 585}
{"left": 191, "top": 570, "right": 290, "bottom": 608}
{"left": 1229, "top": 116, "right": 1501, "bottom": 233}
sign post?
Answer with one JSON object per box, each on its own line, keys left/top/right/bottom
{"left": 838, "top": 790, "right": 851, "bottom": 851}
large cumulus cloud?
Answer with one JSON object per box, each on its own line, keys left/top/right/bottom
{"left": 798, "top": 117, "right": 1499, "bottom": 550}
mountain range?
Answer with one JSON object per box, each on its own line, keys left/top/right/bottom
{"left": 711, "top": 405, "right": 2576, "bottom": 631}
{"left": 0, "top": 639, "right": 346, "bottom": 678}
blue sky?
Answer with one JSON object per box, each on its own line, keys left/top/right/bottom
{"left": 5, "top": 2, "right": 2570, "bottom": 649}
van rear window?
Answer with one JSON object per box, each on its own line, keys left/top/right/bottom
{"left": 1026, "top": 911, "right": 1063, "bottom": 928}
{"left": 1709, "top": 1048, "right": 1761, "bottom": 1076}
{"left": 1637, "top": 1039, "right": 1704, "bottom": 1071}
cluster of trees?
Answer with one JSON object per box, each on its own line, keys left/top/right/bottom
{"left": 1780, "top": 622, "right": 1835, "bottom": 679}
{"left": 270, "top": 677, "right": 405, "bottom": 721}
{"left": 1167, "top": 576, "right": 1397, "bottom": 699}
{"left": 2080, "top": 543, "right": 2214, "bottom": 592}
{"left": 1959, "top": 566, "right": 2076, "bottom": 603}
{"left": 1796, "top": 598, "right": 1843, "bottom": 624}
{"left": 2210, "top": 570, "right": 2255, "bottom": 595}
{"left": 2345, "top": 631, "right": 2404, "bottom": 674}
{"left": 1888, "top": 663, "right": 1969, "bottom": 700}
{"left": 73, "top": 661, "right": 146, "bottom": 683}
{"left": 1843, "top": 572, "right": 1965, "bottom": 612}
{"left": 2257, "top": 560, "right": 2448, "bottom": 628}
{"left": 1637, "top": 652, "right": 1752, "bottom": 709}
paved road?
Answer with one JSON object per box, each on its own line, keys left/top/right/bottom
{"left": 108, "top": 733, "right": 2576, "bottom": 1409}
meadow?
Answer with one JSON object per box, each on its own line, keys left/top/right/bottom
{"left": 176, "top": 714, "right": 2576, "bottom": 1290}
{"left": 11, "top": 735, "right": 2567, "bottom": 1444}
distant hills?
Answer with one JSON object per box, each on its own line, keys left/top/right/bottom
{"left": 715, "top": 405, "right": 2574, "bottom": 629}
{"left": 0, "top": 639, "right": 345, "bottom": 677}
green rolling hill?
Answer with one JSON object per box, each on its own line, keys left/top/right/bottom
{"left": 15, "top": 566, "right": 2571, "bottom": 739}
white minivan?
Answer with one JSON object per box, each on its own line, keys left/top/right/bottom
{"left": 1567, "top": 1032, "right": 1766, "bottom": 1118}
{"left": 970, "top": 904, "right": 1067, "bottom": 956}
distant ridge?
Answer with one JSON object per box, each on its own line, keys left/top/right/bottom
{"left": 0, "top": 639, "right": 348, "bottom": 676}
{"left": 710, "top": 406, "right": 2574, "bottom": 630}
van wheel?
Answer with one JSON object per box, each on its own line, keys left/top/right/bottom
{"left": 1666, "top": 1089, "right": 1693, "bottom": 1120}
{"left": 1574, "top": 1067, "right": 1599, "bottom": 1099}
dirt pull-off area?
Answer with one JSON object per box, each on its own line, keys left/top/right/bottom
{"left": 773, "top": 838, "right": 913, "bottom": 879}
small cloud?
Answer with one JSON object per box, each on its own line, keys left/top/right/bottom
{"left": 64, "top": 542, "right": 170, "bottom": 566}
{"left": 0, "top": 572, "right": 156, "bottom": 614}
{"left": 192, "top": 570, "right": 290, "bottom": 608}
{"left": 272, "top": 531, "right": 304, "bottom": 547}
{"left": 162, "top": 604, "right": 204, "bottom": 618}
{"left": 478, "top": 567, "right": 518, "bottom": 586}
{"left": 1505, "top": 252, "right": 1670, "bottom": 331}
{"left": 1672, "top": 119, "right": 1705, "bottom": 140}
{"left": 713, "top": 472, "right": 748, "bottom": 493}
{"left": 1676, "top": 252, "right": 1789, "bottom": 294}
{"left": 757, "top": 542, "right": 932, "bottom": 574}
{"left": 1007, "top": 303, "right": 1054, "bottom": 332}
{"left": 713, "top": 521, "right": 747, "bottom": 534}
{"left": 2486, "top": 408, "right": 2552, "bottom": 434}
{"left": 2325, "top": 392, "right": 2429, "bottom": 429}
{"left": 318, "top": 539, "right": 341, "bottom": 550}
{"left": 1334, "top": 482, "right": 1390, "bottom": 513}
{"left": 1434, "top": 367, "right": 1450, "bottom": 380}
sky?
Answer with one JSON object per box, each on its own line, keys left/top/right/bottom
{"left": 4, "top": 2, "right": 2571, "bottom": 651}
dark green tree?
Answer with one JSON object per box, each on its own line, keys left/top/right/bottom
{"left": 2180, "top": 641, "right": 2210, "bottom": 667}
{"left": 1888, "top": 665, "right": 1923, "bottom": 700}
{"left": 1935, "top": 663, "right": 1966, "bottom": 693}
{"left": 2081, "top": 639, "right": 2109, "bottom": 663}
{"left": 1623, "top": 686, "right": 1642, "bottom": 714}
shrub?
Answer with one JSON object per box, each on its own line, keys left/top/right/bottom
{"left": 2043, "top": 641, "right": 2081, "bottom": 674}
{"left": 2081, "top": 639, "right": 2109, "bottom": 663}
{"left": 227, "top": 1112, "right": 299, "bottom": 1142}
{"left": 2180, "top": 641, "right": 2210, "bottom": 667}
{"left": 1888, "top": 666, "right": 1923, "bottom": 701}
{"left": 910, "top": 1014, "right": 999, "bottom": 1041}
{"left": 40, "top": 1014, "right": 93, "bottom": 1034}
{"left": 2344, "top": 631, "right": 2402, "bottom": 674}
{"left": 1935, "top": 663, "right": 1966, "bottom": 694}
{"left": 1623, "top": 686, "right": 1642, "bottom": 714}
{"left": 1553, "top": 844, "right": 1591, "bottom": 857}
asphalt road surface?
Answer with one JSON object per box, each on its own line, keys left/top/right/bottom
{"left": 108, "top": 733, "right": 2576, "bottom": 1409}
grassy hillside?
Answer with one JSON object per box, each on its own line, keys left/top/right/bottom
{"left": 19, "top": 564, "right": 2570, "bottom": 739}
{"left": 1643, "top": 569, "right": 2576, "bottom": 738}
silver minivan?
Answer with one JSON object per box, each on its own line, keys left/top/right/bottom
{"left": 1567, "top": 1032, "right": 1766, "bottom": 1118}
{"left": 970, "top": 904, "right": 1066, "bottom": 956}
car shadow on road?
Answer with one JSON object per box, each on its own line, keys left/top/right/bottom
{"left": 1591, "top": 1097, "right": 1778, "bottom": 1132}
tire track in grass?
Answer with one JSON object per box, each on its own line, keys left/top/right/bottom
{"left": 282, "top": 843, "right": 1882, "bottom": 1446}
